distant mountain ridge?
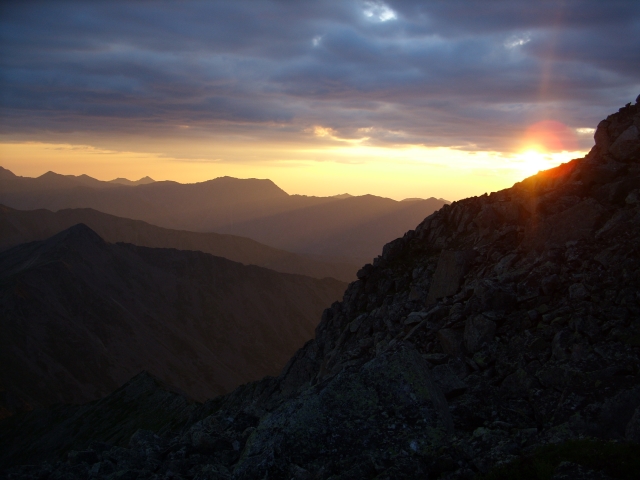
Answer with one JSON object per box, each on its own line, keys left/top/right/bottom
{"left": 0, "top": 204, "right": 359, "bottom": 281}
{"left": 0, "top": 167, "right": 448, "bottom": 264}
{"left": 108, "top": 176, "right": 155, "bottom": 186}
{"left": 0, "top": 224, "right": 347, "bottom": 409}
{"left": 217, "top": 193, "right": 449, "bottom": 262}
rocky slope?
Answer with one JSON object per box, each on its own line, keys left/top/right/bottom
{"left": 0, "top": 205, "right": 358, "bottom": 282}
{"left": 3, "top": 98, "right": 640, "bottom": 479}
{"left": 0, "top": 225, "right": 346, "bottom": 410}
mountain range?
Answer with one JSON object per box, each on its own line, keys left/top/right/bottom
{"left": 0, "top": 224, "right": 346, "bottom": 410}
{"left": 0, "top": 168, "right": 448, "bottom": 264}
{"left": 2, "top": 99, "right": 640, "bottom": 478}
{"left": 0, "top": 204, "right": 358, "bottom": 282}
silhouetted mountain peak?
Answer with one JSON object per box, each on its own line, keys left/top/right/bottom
{"left": 201, "top": 175, "right": 289, "bottom": 196}
{"left": 0, "top": 224, "right": 109, "bottom": 287}
{"left": 37, "top": 171, "right": 78, "bottom": 182}
{"left": 48, "top": 223, "right": 106, "bottom": 246}
{"left": 38, "top": 171, "right": 59, "bottom": 179}
{"left": 28, "top": 171, "right": 110, "bottom": 190}
{"left": 109, "top": 176, "right": 156, "bottom": 186}
{"left": 0, "top": 166, "right": 17, "bottom": 178}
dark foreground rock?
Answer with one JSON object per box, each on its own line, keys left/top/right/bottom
{"left": 3, "top": 98, "right": 640, "bottom": 478}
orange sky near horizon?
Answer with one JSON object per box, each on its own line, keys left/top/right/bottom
{"left": 0, "top": 132, "right": 590, "bottom": 202}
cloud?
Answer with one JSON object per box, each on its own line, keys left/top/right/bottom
{"left": 363, "top": 1, "right": 397, "bottom": 22}
{"left": 1, "top": 0, "right": 639, "bottom": 155}
{"left": 504, "top": 33, "right": 531, "bottom": 49}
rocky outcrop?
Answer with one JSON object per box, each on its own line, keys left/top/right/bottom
{"left": 4, "top": 98, "right": 640, "bottom": 478}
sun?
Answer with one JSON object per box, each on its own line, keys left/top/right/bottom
{"left": 511, "top": 120, "right": 588, "bottom": 180}
{"left": 523, "top": 121, "right": 579, "bottom": 152}
{"left": 516, "top": 148, "right": 555, "bottom": 178}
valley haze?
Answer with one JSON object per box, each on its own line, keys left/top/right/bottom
{"left": 0, "top": 167, "right": 448, "bottom": 266}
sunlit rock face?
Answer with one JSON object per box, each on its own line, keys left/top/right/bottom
{"left": 4, "top": 98, "right": 640, "bottom": 478}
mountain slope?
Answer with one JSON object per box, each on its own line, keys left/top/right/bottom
{"left": 0, "top": 169, "right": 329, "bottom": 231}
{"left": 0, "top": 371, "right": 197, "bottom": 468}
{"left": 0, "top": 205, "right": 359, "bottom": 281}
{"left": 0, "top": 224, "right": 347, "bottom": 409}
{"left": 5, "top": 99, "right": 640, "bottom": 478}
{"left": 0, "top": 168, "right": 448, "bottom": 264}
{"left": 217, "top": 194, "right": 448, "bottom": 262}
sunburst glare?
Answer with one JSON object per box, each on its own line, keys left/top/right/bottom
{"left": 514, "top": 147, "right": 582, "bottom": 179}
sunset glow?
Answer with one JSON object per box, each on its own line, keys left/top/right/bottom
{"left": 0, "top": 140, "right": 587, "bottom": 201}
{"left": 512, "top": 148, "right": 582, "bottom": 179}
{"left": 1, "top": 1, "right": 638, "bottom": 201}
{"left": 523, "top": 121, "right": 579, "bottom": 153}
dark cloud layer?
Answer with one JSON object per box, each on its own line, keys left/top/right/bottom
{"left": 1, "top": 0, "right": 639, "bottom": 153}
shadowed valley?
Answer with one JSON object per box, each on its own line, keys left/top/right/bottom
{"left": 0, "top": 224, "right": 346, "bottom": 410}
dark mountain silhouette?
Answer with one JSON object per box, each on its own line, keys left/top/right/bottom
{"left": 0, "top": 205, "right": 359, "bottom": 281}
{"left": 0, "top": 224, "right": 346, "bottom": 411}
{"left": 0, "top": 169, "right": 296, "bottom": 231}
{"left": 0, "top": 169, "right": 120, "bottom": 192}
{"left": 0, "top": 168, "right": 448, "bottom": 264}
{"left": 108, "top": 176, "right": 155, "bottom": 186}
{"left": 5, "top": 100, "right": 640, "bottom": 478}
{"left": 0, "top": 372, "right": 197, "bottom": 468}
{"left": 216, "top": 194, "right": 448, "bottom": 264}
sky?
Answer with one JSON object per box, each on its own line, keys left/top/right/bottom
{"left": 1, "top": 0, "right": 639, "bottom": 201}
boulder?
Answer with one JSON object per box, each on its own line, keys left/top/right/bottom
{"left": 552, "top": 330, "right": 575, "bottom": 361}
{"left": 625, "top": 406, "right": 640, "bottom": 443}
{"left": 437, "top": 328, "right": 464, "bottom": 355}
{"left": 609, "top": 125, "right": 640, "bottom": 161}
{"left": 426, "top": 250, "right": 474, "bottom": 304}
{"left": 524, "top": 198, "right": 606, "bottom": 249}
{"left": 473, "top": 280, "right": 516, "bottom": 311}
{"left": 594, "top": 120, "right": 611, "bottom": 151}
{"left": 569, "top": 282, "right": 589, "bottom": 301}
{"left": 431, "top": 364, "right": 467, "bottom": 399}
{"left": 500, "top": 368, "right": 538, "bottom": 399}
{"left": 464, "top": 315, "right": 496, "bottom": 353}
